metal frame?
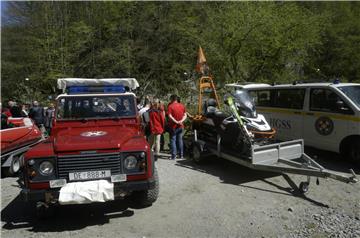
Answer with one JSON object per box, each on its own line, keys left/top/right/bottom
{"left": 194, "top": 132, "right": 357, "bottom": 185}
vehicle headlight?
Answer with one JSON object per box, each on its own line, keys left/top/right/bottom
{"left": 39, "top": 161, "right": 54, "bottom": 176}
{"left": 124, "top": 155, "right": 138, "bottom": 170}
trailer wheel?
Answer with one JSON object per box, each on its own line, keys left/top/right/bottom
{"left": 192, "top": 145, "right": 204, "bottom": 164}
{"left": 299, "top": 182, "right": 309, "bottom": 194}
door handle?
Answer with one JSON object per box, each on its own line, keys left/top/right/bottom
{"left": 306, "top": 112, "right": 314, "bottom": 116}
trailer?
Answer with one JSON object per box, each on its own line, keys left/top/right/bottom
{"left": 188, "top": 46, "right": 357, "bottom": 193}
{"left": 191, "top": 133, "right": 357, "bottom": 193}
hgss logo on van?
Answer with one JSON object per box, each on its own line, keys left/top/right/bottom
{"left": 81, "top": 131, "right": 107, "bottom": 137}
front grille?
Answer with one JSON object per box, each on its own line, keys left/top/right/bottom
{"left": 57, "top": 152, "right": 121, "bottom": 180}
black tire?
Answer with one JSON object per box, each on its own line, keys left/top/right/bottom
{"left": 299, "top": 182, "right": 309, "bottom": 194}
{"left": 132, "top": 168, "right": 159, "bottom": 207}
{"left": 192, "top": 144, "right": 204, "bottom": 164}
{"left": 348, "top": 140, "right": 360, "bottom": 164}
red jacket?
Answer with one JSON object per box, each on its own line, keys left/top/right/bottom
{"left": 149, "top": 109, "right": 165, "bottom": 134}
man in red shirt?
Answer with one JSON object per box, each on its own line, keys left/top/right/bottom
{"left": 167, "top": 94, "right": 187, "bottom": 160}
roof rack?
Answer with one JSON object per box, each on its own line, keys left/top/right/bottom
{"left": 291, "top": 79, "right": 334, "bottom": 85}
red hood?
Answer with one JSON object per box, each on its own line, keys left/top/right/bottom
{"left": 1, "top": 120, "right": 42, "bottom": 154}
{"left": 54, "top": 126, "right": 137, "bottom": 152}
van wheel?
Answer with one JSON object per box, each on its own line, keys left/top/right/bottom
{"left": 132, "top": 168, "right": 159, "bottom": 207}
{"left": 349, "top": 140, "right": 360, "bottom": 164}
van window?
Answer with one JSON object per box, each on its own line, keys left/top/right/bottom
{"left": 257, "top": 90, "right": 271, "bottom": 107}
{"left": 272, "top": 89, "right": 305, "bottom": 109}
{"left": 338, "top": 85, "right": 360, "bottom": 108}
{"left": 249, "top": 90, "right": 271, "bottom": 107}
{"left": 310, "top": 88, "right": 353, "bottom": 114}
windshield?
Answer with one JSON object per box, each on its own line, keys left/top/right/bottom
{"left": 233, "top": 90, "right": 257, "bottom": 118}
{"left": 338, "top": 86, "right": 360, "bottom": 108}
{"left": 57, "top": 95, "right": 136, "bottom": 120}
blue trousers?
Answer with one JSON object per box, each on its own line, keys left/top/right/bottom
{"left": 170, "top": 127, "right": 184, "bottom": 159}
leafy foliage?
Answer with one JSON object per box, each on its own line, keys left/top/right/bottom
{"left": 1, "top": 2, "right": 360, "bottom": 103}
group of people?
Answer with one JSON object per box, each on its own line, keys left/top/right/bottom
{"left": 139, "top": 94, "right": 187, "bottom": 160}
{"left": 1, "top": 99, "right": 55, "bottom": 135}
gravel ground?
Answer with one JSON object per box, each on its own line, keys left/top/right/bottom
{"left": 1, "top": 149, "right": 359, "bottom": 238}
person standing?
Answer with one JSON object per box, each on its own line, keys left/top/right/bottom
{"left": 148, "top": 99, "right": 165, "bottom": 155}
{"left": 8, "top": 100, "right": 22, "bottom": 118}
{"left": 167, "top": 94, "right": 187, "bottom": 160}
{"left": 159, "top": 100, "right": 166, "bottom": 151}
{"left": 139, "top": 98, "right": 151, "bottom": 139}
{"left": 20, "top": 104, "right": 28, "bottom": 117}
{"left": 44, "top": 103, "right": 55, "bottom": 135}
{"left": 28, "top": 101, "right": 44, "bottom": 128}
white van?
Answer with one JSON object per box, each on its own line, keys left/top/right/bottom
{"left": 225, "top": 82, "right": 360, "bottom": 163}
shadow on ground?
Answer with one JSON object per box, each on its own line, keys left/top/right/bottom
{"left": 176, "top": 156, "right": 330, "bottom": 208}
{"left": 1, "top": 195, "right": 137, "bottom": 232}
{"left": 304, "top": 146, "right": 359, "bottom": 174}
{"left": 176, "top": 156, "right": 278, "bottom": 185}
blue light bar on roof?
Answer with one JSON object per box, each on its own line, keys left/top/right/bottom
{"left": 68, "top": 85, "right": 126, "bottom": 94}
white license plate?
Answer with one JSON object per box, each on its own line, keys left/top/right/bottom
{"left": 69, "top": 170, "right": 111, "bottom": 181}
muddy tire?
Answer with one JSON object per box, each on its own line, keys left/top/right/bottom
{"left": 132, "top": 168, "right": 159, "bottom": 207}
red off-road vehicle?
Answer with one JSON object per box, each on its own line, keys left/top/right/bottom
{"left": 21, "top": 78, "right": 159, "bottom": 216}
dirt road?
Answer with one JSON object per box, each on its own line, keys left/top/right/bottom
{"left": 1, "top": 149, "right": 359, "bottom": 238}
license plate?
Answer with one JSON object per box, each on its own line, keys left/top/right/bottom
{"left": 69, "top": 170, "right": 111, "bottom": 181}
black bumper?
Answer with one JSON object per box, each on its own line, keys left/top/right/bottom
{"left": 21, "top": 178, "right": 155, "bottom": 202}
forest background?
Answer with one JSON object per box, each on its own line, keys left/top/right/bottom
{"left": 1, "top": 1, "right": 360, "bottom": 104}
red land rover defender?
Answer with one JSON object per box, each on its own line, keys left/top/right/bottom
{"left": 21, "top": 78, "right": 159, "bottom": 216}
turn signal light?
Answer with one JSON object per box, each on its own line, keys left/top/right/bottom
{"left": 139, "top": 161, "right": 146, "bottom": 170}
{"left": 29, "top": 170, "right": 37, "bottom": 178}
